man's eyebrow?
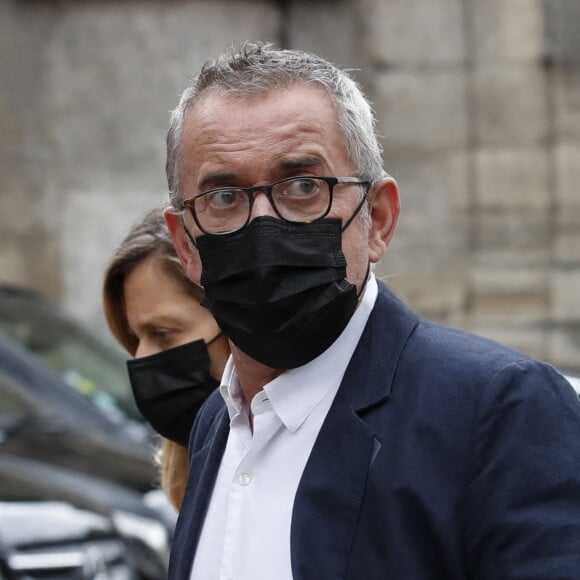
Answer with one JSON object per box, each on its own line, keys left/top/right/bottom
{"left": 196, "top": 156, "right": 325, "bottom": 191}
{"left": 197, "top": 172, "right": 238, "bottom": 192}
{"left": 277, "top": 156, "right": 325, "bottom": 172}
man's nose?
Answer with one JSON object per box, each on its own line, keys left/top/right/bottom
{"left": 249, "top": 189, "right": 278, "bottom": 221}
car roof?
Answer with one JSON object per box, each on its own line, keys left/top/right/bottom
{"left": 564, "top": 374, "right": 580, "bottom": 394}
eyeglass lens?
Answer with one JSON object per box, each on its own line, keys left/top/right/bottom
{"left": 192, "top": 177, "right": 332, "bottom": 234}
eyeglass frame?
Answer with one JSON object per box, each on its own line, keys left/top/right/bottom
{"left": 179, "top": 175, "right": 371, "bottom": 236}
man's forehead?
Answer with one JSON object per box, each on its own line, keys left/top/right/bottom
{"left": 184, "top": 83, "right": 334, "bottom": 124}
{"left": 179, "top": 84, "right": 350, "bottom": 187}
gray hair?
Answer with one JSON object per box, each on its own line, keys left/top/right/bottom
{"left": 166, "top": 41, "right": 386, "bottom": 208}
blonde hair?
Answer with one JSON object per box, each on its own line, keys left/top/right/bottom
{"left": 103, "top": 206, "right": 203, "bottom": 354}
{"left": 155, "top": 440, "right": 189, "bottom": 510}
{"left": 103, "top": 206, "right": 201, "bottom": 510}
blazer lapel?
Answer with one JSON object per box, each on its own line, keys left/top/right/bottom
{"left": 168, "top": 409, "right": 229, "bottom": 580}
{"left": 291, "top": 282, "right": 419, "bottom": 579}
{"left": 291, "top": 395, "right": 378, "bottom": 580}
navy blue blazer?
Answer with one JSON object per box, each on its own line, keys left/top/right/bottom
{"left": 170, "top": 281, "right": 580, "bottom": 579}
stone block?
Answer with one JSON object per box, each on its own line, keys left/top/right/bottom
{"left": 547, "top": 326, "right": 580, "bottom": 372}
{"left": 553, "top": 229, "right": 580, "bottom": 266}
{"left": 0, "top": 234, "right": 61, "bottom": 300}
{"left": 383, "top": 177, "right": 470, "bottom": 278}
{"left": 287, "top": 0, "right": 358, "bottom": 70}
{"left": 544, "top": 0, "right": 580, "bottom": 66}
{"left": 386, "top": 151, "right": 470, "bottom": 211}
{"left": 555, "top": 144, "right": 580, "bottom": 207}
{"left": 60, "top": 188, "right": 167, "bottom": 335}
{"left": 554, "top": 205, "right": 580, "bottom": 230}
{"left": 467, "top": 266, "right": 548, "bottom": 325}
{"left": 373, "top": 70, "right": 468, "bottom": 153}
{"left": 382, "top": 271, "right": 467, "bottom": 327}
{"left": 472, "top": 208, "right": 551, "bottom": 256}
{"left": 552, "top": 68, "right": 580, "bottom": 142}
{"left": 0, "top": 154, "right": 62, "bottom": 235}
{"left": 469, "top": 291, "right": 548, "bottom": 325}
{"left": 464, "top": 323, "right": 547, "bottom": 361}
{"left": 473, "top": 65, "right": 548, "bottom": 146}
{"left": 473, "top": 148, "right": 551, "bottom": 209}
{"left": 550, "top": 270, "right": 580, "bottom": 322}
{"left": 359, "top": 0, "right": 465, "bottom": 67}
{"left": 471, "top": 0, "right": 544, "bottom": 64}
{"left": 469, "top": 266, "right": 547, "bottom": 295}
{"left": 0, "top": 241, "right": 31, "bottom": 289}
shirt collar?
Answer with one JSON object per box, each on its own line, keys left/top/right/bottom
{"left": 219, "top": 274, "right": 378, "bottom": 430}
{"left": 219, "top": 357, "right": 244, "bottom": 420}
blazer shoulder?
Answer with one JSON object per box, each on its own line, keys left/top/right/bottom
{"left": 404, "top": 316, "right": 538, "bottom": 387}
{"left": 374, "top": 281, "right": 570, "bottom": 402}
{"left": 374, "top": 280, "right": 538, "bottom": 392}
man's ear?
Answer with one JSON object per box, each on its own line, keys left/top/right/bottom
{"left": 164, "top": 207, "right": 203, "bottom": 284}
{"left": 367, "top": 176, "right": 400, "bottom": 264}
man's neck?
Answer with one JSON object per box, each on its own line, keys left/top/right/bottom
{"left": 229, "top": 343, "right": 284, "bottom": 405}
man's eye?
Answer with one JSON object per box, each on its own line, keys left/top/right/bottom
{"left": 207, "top": 189, "right": 244, "bottom": 208}
{"left": 285, "top": 178, "right": 321, "bottom": 197}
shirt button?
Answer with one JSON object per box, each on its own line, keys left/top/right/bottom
{"left": 239, "top": 472, "right": 252, "bottom": 486}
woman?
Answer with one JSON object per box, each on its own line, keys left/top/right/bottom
{"left": 103, "top": 206, "right": 230, "bottom": 509}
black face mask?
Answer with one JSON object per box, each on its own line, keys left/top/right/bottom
{"left": 126, "top": 336, "right": 221, "bottom": 446}
{"left": 196, "top": 216, "right": 362, "bottom": 370}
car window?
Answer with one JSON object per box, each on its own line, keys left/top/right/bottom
{"left": 0, "top": 293, "right": 142, "bottom": 423}
{"left": 0, "top": 371, "right": 37, "bottom": 417}
{"left": 0, "top": 369, "right": 58, "bottom": 438}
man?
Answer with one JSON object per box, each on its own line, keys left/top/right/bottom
{"left": 164, "top": 42, "right": 580, "bottom": 579}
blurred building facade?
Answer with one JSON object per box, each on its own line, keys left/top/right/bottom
{"left": 1, "top": 0, "right": 579, "bottom": 373}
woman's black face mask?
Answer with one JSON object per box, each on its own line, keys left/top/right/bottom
{"left": 126, "top": 335, "right": 221, "bottom": 446}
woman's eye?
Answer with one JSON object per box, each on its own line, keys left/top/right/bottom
{"left": 151, "top": 329, "right": 174, "bottom": 345}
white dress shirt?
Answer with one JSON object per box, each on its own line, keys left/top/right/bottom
{"left": 190, "top": 275, "right": 378, "bottom": 580}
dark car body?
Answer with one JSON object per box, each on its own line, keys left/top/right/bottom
{"left": 0, "top": 285, "right": 148, "bottom": 443}
{"left": 0, "top": 289, "right": 174, "bottom": 579}
{"left": 0, "top": 331, "right": 155, "bottom": 491}
{"left": 0, "top": 359, "right": 172, "bottom": 578}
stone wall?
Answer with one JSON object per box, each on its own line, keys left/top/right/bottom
{"left": 0, "top": 0, "right": 578, "bottom": 373}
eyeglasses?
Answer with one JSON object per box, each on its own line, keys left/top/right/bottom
{"left": 181, "top": 176, "right": 370, "bottom": 235}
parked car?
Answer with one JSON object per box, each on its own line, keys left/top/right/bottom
{"left": 0, "top": 285, "right": 144, "bottom": 439}
{"left": 0, "top": 284, "right": 178, "bottom": 522}
{"left": 0, "top": 500, "right": 137, "bottom": 579}
{"left": 0, "top": 360, "right": 171, "bottom": 579}
{"left": 0, "top": 330, "right": 155, "bottom": 491}
{"left": 0, "top": 285, "right": 176, "bottom": 576}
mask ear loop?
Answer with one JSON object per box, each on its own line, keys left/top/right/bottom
{"left": 356, "top": 261, "right": 371, "bottom": 300}
{"left": 339, "top": 184, "right": 372, "bottom": 299}
{"left": 341, "top": 185, "right": 370, "bottom": 232}
{"left": 207, "top": 330, "right": 224, "bottom": 346}
{"left": 180, "top": 214, "right": 199, "bottom": 249}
